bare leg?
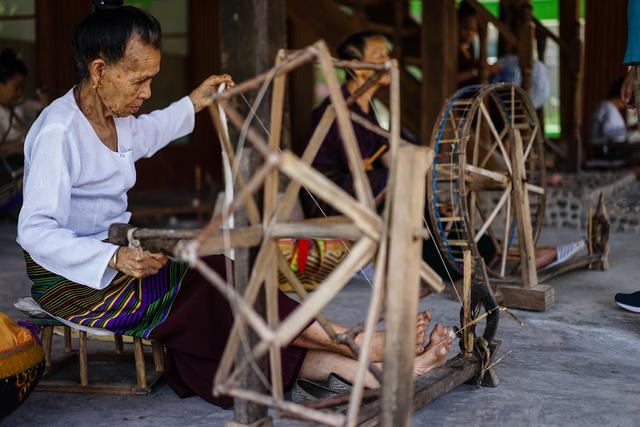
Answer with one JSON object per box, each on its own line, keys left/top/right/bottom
{"left": 297, "top": 323, "right": 453, "bottom": 389}
{"left": 535, "top": 247, "right": 557, "bottom": 269}
{"left": 293, "top": 310, "right": 431, "bottom": 363}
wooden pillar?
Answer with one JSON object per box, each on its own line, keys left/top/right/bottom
{"left": 394, "top": 0, "right": 406, "bottom": 71}
{"left": 35, "top": 0, "right": 92, "bottom": 98}
{"left": 516, "top": 1, "right": 534, "bottom": 94}
{"left": 382, "top": 144, "right": 430, "bottom": 427}
{"left": 421, "top": 0, "right": 457, "bottom": 142}
{"left": 560, "top": 0, "right": 583, "bottom": 172}
{"left": 582, "top": 0, "right": 627, "bottom": 154}
{"left": 189, "top": 0, "right": 222, "bottom": 184}
{"left": 219, "top": 1, "right": 287, "bottom": 424}
{"left": 478, "top": 21, "right": 490, "bottom": 84}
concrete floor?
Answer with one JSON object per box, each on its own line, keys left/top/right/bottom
{"left": 1, "top": 224, "right": 639, "bottom": 427}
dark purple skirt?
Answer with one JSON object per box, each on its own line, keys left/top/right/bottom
{"left": 150, "top": 255, "right": 307, "bottom": 408}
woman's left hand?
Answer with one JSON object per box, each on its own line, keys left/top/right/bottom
{"left": 189, "top": 74, "right": 235, "bottom": 113}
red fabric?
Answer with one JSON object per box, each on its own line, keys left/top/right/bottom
{"left": 295, "top": 240, "right": 311, "bottom": 274}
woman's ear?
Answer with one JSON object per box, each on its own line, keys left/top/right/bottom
{"left": 89, "top": 58, "right": 106, "bottom": 89}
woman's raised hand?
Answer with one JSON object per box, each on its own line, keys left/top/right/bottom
{"left": 188, "top": 74, "right": 235, "bottom": 113}
{"left": 112, "top": 247, "right": 168, "bottom": 278}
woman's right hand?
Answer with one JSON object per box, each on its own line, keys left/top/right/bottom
{"left": 112, "top": 247, "right": 168, "bottom": 278}
{"left": 621, "top": 66, "right": 636, "bottom": 109}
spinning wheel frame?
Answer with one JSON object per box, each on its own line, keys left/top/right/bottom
{"left": 107, "top": 41, "right": 503, "bottom": 425}
{"left": 427, "top": 84, "right": 546, "bottom": 279}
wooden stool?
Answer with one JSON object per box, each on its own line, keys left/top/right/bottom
{"left": 33, "top": 317, "right": 164, "bottom": 395}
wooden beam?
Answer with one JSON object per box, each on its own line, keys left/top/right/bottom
{"left": 421, "top": 0, "right": 458, "bottom": 143}
{"left": 560, "top": 0, "right": 583, "bottom": 172}
{"left": 218, "top": 0, "right": 287, "bottom": 423}
{"left": 510, "top": 130, "right": 538, "bottom": 289}
{"left": 382, "top": 144, "right": 430, "bottom": 426}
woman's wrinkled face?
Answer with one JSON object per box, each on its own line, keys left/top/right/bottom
{"left": 0, "top": 74, "right": 25, "bottom": 107}
{"left": 97, "top": 35, "right": 160, "bottom": 117}
{"left": 358, "top": 36, "right": 391, "bottom": 85}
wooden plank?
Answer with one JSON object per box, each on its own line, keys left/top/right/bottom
{"left": 510, "top": 129, "right": 538, "bottom": 289}
{"left": 357, "top": 355, "right": 483, "bottom": 425}
{"left": 382, "top": 144, "right": 430, "bottom": 427}
{"left": 498, "top": 284, "right": 554, "bottom": 311}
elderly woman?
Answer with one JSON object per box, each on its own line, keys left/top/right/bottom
{"left": 17, "top": 2, "right": 451, "bottom": 407}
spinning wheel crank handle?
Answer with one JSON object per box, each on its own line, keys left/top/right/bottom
{"left": 458, "top": 279, "right": 500, "bottom": 353}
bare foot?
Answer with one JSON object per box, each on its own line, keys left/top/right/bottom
{"left": 413, "top": 324, "right": 452, "bottom": 377}
{"left": 356, "top": 310, "right": 431, "bottom": 362}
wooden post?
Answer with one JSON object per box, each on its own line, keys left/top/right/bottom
{"left": 498, "top": 128, "right": 554, "bottom": 311}
{"left": 219, "top": 1, "right": 287, "bottom": 424}
{"left": 478, "top": 21, "right": 490, "bottom": 85}
{"left": 79, "top": 331, "right": 88, "bottom": 386}
{"left": 510, "top": 129, "right": 537, "bottom": 288}
{"left": 382, "top": 144, "right": 430, "bottom": 427}
{"left": 421, "top": 0, "right": 457, "bottom": 143}
{"left": 64, "top": 326, "right": 72, "bottom": 353}
{"left": 560, "top": 0, "right": 583, "bottom": 172}
{"left": 462, "top": 251, "right": 473, "bottom": 358}
{"left": 516, "top": 1, "right": 534, "bottom": 94}
{"left": 42, "top": 326, "right": 53, "bottom": 368}
{"left": 134, "top": 337, "right": 147, "bottom": 390}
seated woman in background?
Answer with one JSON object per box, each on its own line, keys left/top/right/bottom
{"left": 0, "top": 49, "right": 48, "bottom": 216}
{"left": 301, "top": 31, "right": 391, "bottom": 218}
{"left": 589, "top": 77, "right": 640, "bottom": 162}
{"left": 17, "top": 2, "right": 452, "bottom": 408}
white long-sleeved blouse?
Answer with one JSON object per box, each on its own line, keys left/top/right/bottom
{"left": 17, "top": 89, "right": 194, "bottom": 289}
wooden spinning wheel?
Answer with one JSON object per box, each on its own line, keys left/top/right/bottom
{"left": 108, "top": 41, "right": 504, "bottom": 425}
{"left": 427, "top": 84, "right": 546, "bottom": 280}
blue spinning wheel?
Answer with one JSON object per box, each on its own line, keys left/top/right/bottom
{"left": 427, "top": 84, "right": 546, "bottom": 279}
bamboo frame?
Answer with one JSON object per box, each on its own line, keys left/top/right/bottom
{"left": 108, "top": 40, "right": 505, "bottom": 425}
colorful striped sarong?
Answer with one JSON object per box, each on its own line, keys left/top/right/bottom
{"left": 25, "top": 253, "right": 189, "bottom": 338}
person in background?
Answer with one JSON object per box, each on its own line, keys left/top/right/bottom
{"left": 615, "top": 0, "right": 640, "bottom": 313}
{"left": 590, "top": 77, "right": 635, "bottom": 160}
{"left": 0, "top": 48, "right": 48, "bottom": 216}
{"left": 457, "top": 1, "right": 500, "bottom": 88}
{"left": 491, "top": 52, "right": 550, "bottom": 110}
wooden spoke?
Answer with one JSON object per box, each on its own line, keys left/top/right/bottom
{"left": 474, "top": 183, "right": 512, "bottom": 243}
{"left": 479, "top": 103, "right": 512, "bottom": 174}
{"left": 526, "top": 183, "right": 545, "bottom": 195}
{"left": 315, "top": 41, "right": 375, "bottom": 209}
{"left": 465, "top": 164, "right": 509, "bottom": 184}
{"left": 500, "top": 193, "right": 512, "bottom": 277}
{"left": 474, "top": 198, "right": 502, "bottom": 252}
{"left": 523, "top": 125, "right": 538, "bottom": 161}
